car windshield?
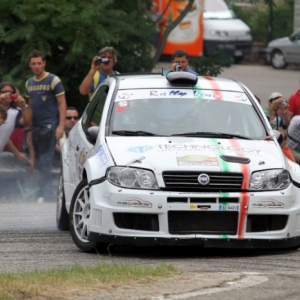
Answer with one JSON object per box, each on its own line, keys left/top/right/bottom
{"left": 203, "top": 0, "right": 235, "bottom": 19}
{"left": 109, "top": 91, "right": 266, "bottom": 139}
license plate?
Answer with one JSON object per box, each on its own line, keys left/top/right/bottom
{"left": 219, "top": 205, "right": 239, "bottom": 211}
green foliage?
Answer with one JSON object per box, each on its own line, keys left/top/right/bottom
{"left": 189, "top": 50, "right": 233, "bottom": 77}
{"left": 0, "top": 0, "right": 153, "bottom": 113}
{"left": 0, "top": 0, "right": 232, "bottom": 113}
{"left": 232, "top": 0, "right": 294, "bottom": 45}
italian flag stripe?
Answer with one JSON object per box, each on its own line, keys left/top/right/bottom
{"left": 203, "top": 76, "right": 223, "bottom": 100}
{"left": 228, "top": 140, "right": 250, "bottom": 239}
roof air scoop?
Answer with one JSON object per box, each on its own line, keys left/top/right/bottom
{"left": 166, "top": 72, "right": 198, "bottom": 86}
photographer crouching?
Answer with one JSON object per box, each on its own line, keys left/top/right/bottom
{"left": 79, "top": 46, "right": 119, "bottom": 99}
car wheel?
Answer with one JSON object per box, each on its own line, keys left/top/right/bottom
{"left": 69, "top": 177, "right": 108, "bottom": 253}
{"left": 271, "top": 50, "right": 287, "bottom": 69}
{"left": 56, "top": 170, "right": 69, "bottom": 231}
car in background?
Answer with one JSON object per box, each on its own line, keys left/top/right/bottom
{"left": 263, "top": 28, "right": 300, "bottom": 69}
{"left": 203, "top": 0, "right": 253, "bottom": 63}
{"left": 57, "top": 71, "right": 300, "bottom": 253}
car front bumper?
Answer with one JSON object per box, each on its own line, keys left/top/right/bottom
{"left": 88, "top": 181, "right": 300, "bottom": 249}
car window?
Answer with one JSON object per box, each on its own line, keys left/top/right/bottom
{"left": 203, "top": 0, "right": 235, "bottom": 19}
{"left": 293, "top": 31, "right": 300, "bottom": 41}
{"left": 109, "top": 92, "right": 266, "bottom": 139}
{"left": 81, "top": 85, "right": 108, "bottom": 132}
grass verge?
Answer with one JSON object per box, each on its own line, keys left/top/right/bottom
{"left": 0, "top": 263, "right": 178, "bottom": 299}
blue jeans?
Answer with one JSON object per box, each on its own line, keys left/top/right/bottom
{"left": 32, "top": 125, "right": 57, "bottom": 202}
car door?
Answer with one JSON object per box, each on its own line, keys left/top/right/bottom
{"left": 75, "top": 85, "right": 109, "bottom": 184}
{"left": 286, "top": 29, "right": 300, "bottom": 63}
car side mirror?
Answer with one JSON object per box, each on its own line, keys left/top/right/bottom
{"left": 86, "top": 126, "right": 99, "bottom": 144}
{"left": 289, "top": 34, "right": 294, "bottom": 41}
{"left": 270, "top": 129, "right": 284, "bottom": 145}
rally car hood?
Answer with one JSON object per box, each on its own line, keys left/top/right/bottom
{"left": 106, "top": 137, "right": 284, "bottom": 173}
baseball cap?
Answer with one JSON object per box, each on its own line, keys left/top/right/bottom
{"left": 269, "top": 92, "right": 283, "bottom": 102}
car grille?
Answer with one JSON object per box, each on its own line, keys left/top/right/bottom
{"left": 168, "top": 211, "right": 238, "bottom": 234}
{"left": 162, "top": 171, "right": 243, "bottom": 192}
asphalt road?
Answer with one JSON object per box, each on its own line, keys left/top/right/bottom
{"left": 1, "top": 202, "right": 300, "bottom": 299}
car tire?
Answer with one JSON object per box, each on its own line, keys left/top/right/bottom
{"left": 271, "top": 50, "right": 287, "bottom": 69}
{"left": 56, "top": 170, "right": 69, "bottom": 231}
{"left": 69, "top": 177, "right": 108, "bottom": 253}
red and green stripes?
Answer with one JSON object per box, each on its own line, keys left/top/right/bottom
{"left": 194, "top": 76, "right": 223, "bottom": 101}
{"left": 209, "top": 139, "right": 250, "bottom": 239}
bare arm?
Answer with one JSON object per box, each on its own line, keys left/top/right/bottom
{"left": 5, "top": 139, "right": 29, "bottom": 163}
{"left": 79, "top": 56, "right": 99, "bottom": 95}
{"left": 55, "top": 93, "right": 67, "bottom": 140}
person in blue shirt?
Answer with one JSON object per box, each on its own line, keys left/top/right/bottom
{"left": 25, "top": 50, "right": 67, "bottom": 203}
{"left": 164, "top": 49, "right": 198, "bottom": 75}
{"left": 79, "top": 47, "right": 119, "bottom": 99}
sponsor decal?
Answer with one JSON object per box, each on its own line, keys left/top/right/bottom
{"left": 179, "top": 192, "right": 220, "bottom": 195}
{"left": 219, "top": 204, "right": 239, "bottom": 211}
{"left": 117, "top": 197, "right": 152, "bottom": 208}
{"left": 127, "top": 146, "right": 154, "bottom": 153}
{"left": 150, "top": 90, "right": 188, "bottom": 97}
{"left": 79, "top": 148, "right": 87, "bottom": 167}
{"left": 177, "top": 155, "right": 219, "bottom": 166}
{"left": 252, "top": 199, "right": 284, "bottom": 209}
{"left": 96, "top": 145, "right": 109, "bottom": 169}
{"left": 194, "top": 91, "right": 222, "bottom": 100}
{"left": 118, "top": 92, "right": 133, "bottom": 99}
{"left": 234, "top": 93, "right": 248, "bottom": 102}
{"left": 157, "top": 144, "right": 261, "bottom": 155}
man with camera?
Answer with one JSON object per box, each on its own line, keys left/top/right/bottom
{"left": 79, "top": 47, "right": 118, "bottom": 99}
{"left": 164, "top": 49, "right": 198, "bottom": 75}
{"left": 0, "top": 82, "right": 30, "bottom": 160}
{"left": 267, "top": 92, "right": 291, "bottom": 130}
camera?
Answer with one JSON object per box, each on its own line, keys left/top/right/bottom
{"left": 95, "top": 57, "right": 110, "bottom": 65}
{"left": 175, "top": 63, "right": 182, "bottom": 72}
{"left": 282, "top": 100, "right": 288, "bottom": 107}
{"left": 10, "top": 93, "right": 18, "bottom": 101}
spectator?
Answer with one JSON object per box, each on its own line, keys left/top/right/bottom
{"left": 267, "top": 92, "right": 292, "bottom": 130}
{"left": 53, "top": 106, "right": 79, "bottom": 167}
{"left": 0, "top": 82, "right": 30, "bottom": 163}
{"left": 79, "top": 46, "right": 119, "bottom": 99}
{"left": 25, "top": 49, "right": 67, "bottom": 203}
{"left": 164, "top": 49, "right": 198, "bottom": 75}
{"left": 288, "top": 79, "right": 300, "bottom": 117}
{"left": 0, "top": 104, "right": 7, "bottom": 126}
{"left": 287, "top": 116, "right": 300, "bottom": 164}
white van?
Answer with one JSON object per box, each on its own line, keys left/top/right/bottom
{"left": 203, "top": 0, "right": 252, "bottom": 62}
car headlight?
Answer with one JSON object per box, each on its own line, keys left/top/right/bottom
{"left": 250, "top": 169, "right": 290, "bottom": 190}
{"left": 107, "top": 167, "right": 158, "bottom": 189}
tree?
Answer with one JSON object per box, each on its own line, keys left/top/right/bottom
{"left": 0, "top": 0, "right": 154, "bottom": 111}
{"left": 0, "top": 0, "right": 232, "bottom": 112}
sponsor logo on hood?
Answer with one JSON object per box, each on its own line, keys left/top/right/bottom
{"left": 127, "top": 146, "right": 154, "bottom": 153}
{"left": 177, "top": 155, "right": 219, "bottom": 166}
{"left": 252, "top": 199, "right": 284, "bottom": 209}
{"left": 116, "top": 197, "right": 152, "bottom": 208}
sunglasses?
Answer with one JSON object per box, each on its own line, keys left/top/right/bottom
{"left": 66, "top": 116, "right": 79, "bottom": 120}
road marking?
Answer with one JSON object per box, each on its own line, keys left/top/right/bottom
{"left": 150, "top": 272, "right": 268, "bottom": 300}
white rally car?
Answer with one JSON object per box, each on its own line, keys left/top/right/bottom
{"left": 57, "top": 72, "right": 300, "bottom": 252}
